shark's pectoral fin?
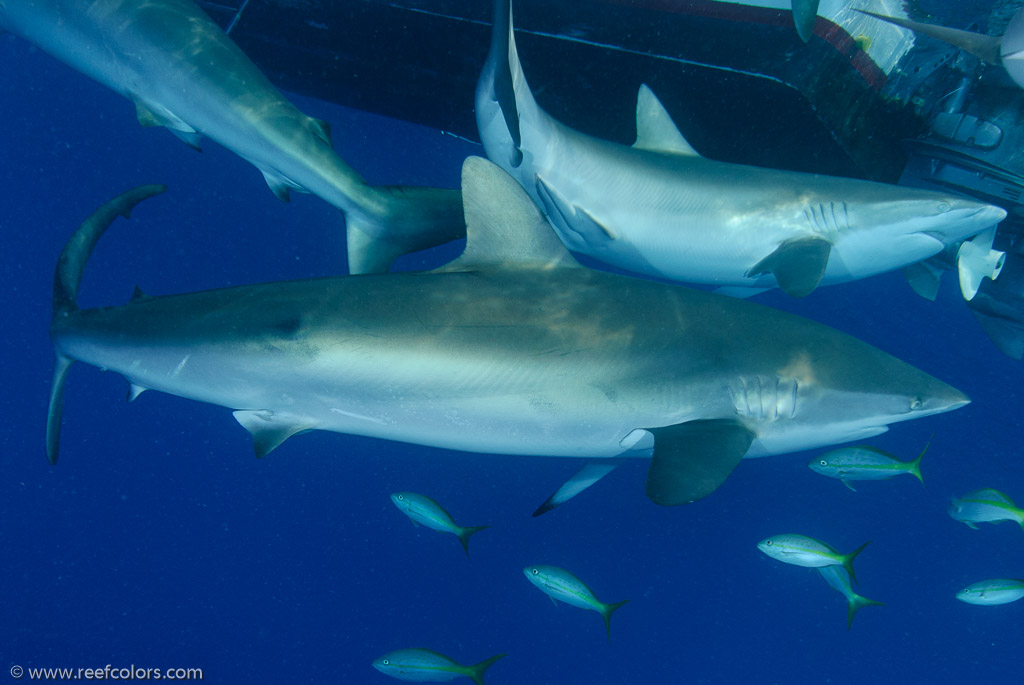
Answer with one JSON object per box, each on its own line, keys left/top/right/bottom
{"left": 903, "top": 260, "right": 944, "bottom": 301}
{"left": 645, "top": 419, "right": 754, "bottom": 506}
{"left": 45, "top": 354, "right": 75, "bottom": 466}
{"left": 533, "top": 459, "right": 625, "bottom": 516}
{"left": 233, "top": 410, "right": 310, "bottom": 458}
{"left": 746, "top": 237, "right": 831, "bottom": 297}
{"left": 633, "top": 85, "right": 700, "bottom": 156}
{"left": 536, "top": 177, "right": 616, "bottom": 242}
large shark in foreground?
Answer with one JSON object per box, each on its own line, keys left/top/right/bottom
{"left": 475, "top": 0, "right": 1006, "bottom": 298}
{"left": 0, "top": 0, "right": 463, "bottom": 274}
{"left": 47, "top": 158, "right": 969, "bottom": 511}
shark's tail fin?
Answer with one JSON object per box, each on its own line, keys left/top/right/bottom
{"left": 345, "top": 185, "right": 465, "bottom": 274}
{"left": 47, "top": 185, "right": 167, "bottom": 464}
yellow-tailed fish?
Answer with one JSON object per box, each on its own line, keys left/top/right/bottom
{"left": 956, "top": 578, "right": 1024, "bottom": 606}
{"left": 948, "top": 488, "right": 1024, "bottom": 530}
{"left": 390, "top": 492, "right": 490, "bottom": 557}
{"left": 757, "top": 534, "right": 871, "bottom": 584}
{"left": 372, "top": 648, "right": 507, "bottom": 685}
{"left": 817, "top": 565, "right": 884, "bottom": 628}
{"left": 523, "top": 565, "right": 629, "bottom": 639}
{"left": 809, "top": 434, "right": 931, "bottom": 491}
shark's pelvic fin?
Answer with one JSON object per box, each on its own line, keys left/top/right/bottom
{"left": 47, "top": 184, "right": 168, "bottom": 464}
{"left": 645, "top": 419, "right": 754, "bottom": 506}
{"left": 233, "top": 409, "right": 310, "bottom": 458}
{"left": 439, "top": 157, "right": 579, "bottom": 272}
{"left": 633, "top": 84, "right": 700, "bottom": 156}
{"left": 746, "top": 236, "right": 831, "bottom": 297}
{"left": 132, "top": 98, "right": 203, "bottom": 150}
{"left": 533, "top": 459, "right": 624, "bottom": 516}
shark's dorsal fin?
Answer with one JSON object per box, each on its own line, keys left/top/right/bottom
{"left": 437, "top": 157, "right": 578, "bottom": 272}
{"left": 633, "top": 85, "right": 700, "bottom": 157}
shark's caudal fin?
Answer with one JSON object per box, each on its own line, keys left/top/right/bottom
{"left": 345, "top": 185, "right": 465, "bottom": 274}
{"left": 47, "top": 185, "right": 168, "bottom": 465}
{"left": 855, "top": 10, "right": 1003, "bottom": 64}
{"left": 439, "top": 157, "right": 579, "bottom": 272}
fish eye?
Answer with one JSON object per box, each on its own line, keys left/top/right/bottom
{"left": 819, "top": 460, "right": 828, "bottom": 466}
{"left": 397, "top": 495, "right": 404, "bottom": 501}
{"left": 938, "top": 201, "right": 950, "bottom": 213}
{"left": 531, "top": 568, "right": 539, "bottom": 575}
{"left": 765, "top": 540, "right": 773, "bottom": 546}
{"left": 382, "top": 660, "right": 389, "bottom": 665}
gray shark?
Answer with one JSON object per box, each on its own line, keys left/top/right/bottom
{"left": 0, "top": 0, "right": 463, "bottom": 273}
{"left": 47, "top": 158, "right": 969, "bottom": 511}
{"left": 476, "top": 0, "right": 1006, "bottom": 298}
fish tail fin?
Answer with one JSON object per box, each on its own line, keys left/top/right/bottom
{"left": 467, "top": 653, "right": 508, "bottom": 685}
{"left": 843, "top": 541, "right": 872, "bottom": 585}
{"left": 345, "top": 186, "right": 465, "bottom": 275}
{"left": 909, "top": 433, "right": 933, "bottom": 485}
{"left": 457, "top": 525, "right": 491, "bottom": 558}
{"left": 846, "top": 593, "right": 885, "bottom": 630}
{"left": 47, "top": 185, "right": 167, "bottom": 465}
{"left": 601, "top": 599, "right": 631, "bottom": 640}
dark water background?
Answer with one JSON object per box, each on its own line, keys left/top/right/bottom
{"left": 2, "top": 13, "right": 1024, "bottom": 685}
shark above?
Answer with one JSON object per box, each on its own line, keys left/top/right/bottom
{"left": 0, "top": 0, "right": 464, "bottom": 274}
{"left": 475, "top": 0, "right": 1007, "bottom": 298}
{"left": 47, "top": 158, "right": 969, "bottom": 512}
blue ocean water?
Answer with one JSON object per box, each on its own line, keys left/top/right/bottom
{"left": 2, "top": 15, "right": 1024, "bottom": 685}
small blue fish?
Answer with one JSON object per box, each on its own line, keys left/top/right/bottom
{"left": 809, "top": 435, "right": 931, "bottom": 491}
{"left": 372, "top": 648, "right": 506, "bottom": 684}
{"left": 524, "top": 565, "right": 630, "bottom": 639}
{"left": 956, "top": 579, "right": 1024, "bottom": 606}
{"left": 390, "top": 492, "right": 490, "bottom": 557}
{"left": 817, "top": 565, "right": 884, "bottom": 628}
{"left": 948, "top": 488, "right": 1024, "bottom": 531}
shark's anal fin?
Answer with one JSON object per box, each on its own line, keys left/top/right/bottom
{"left": 645, "top": 419, "right": 754, "bottom": 506}
{"left": 633, "top": 85, "right": 700, "bottom": 156}
{"left": 533, "top": 459, "right": 624, "bottom": 516}
{"left": 233, "top": 410, "right": 310, "bottom": 458}
{"left": 746, "top": 237, "right": 831, "bottom": 297}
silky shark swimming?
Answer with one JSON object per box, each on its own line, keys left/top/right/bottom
{"left": 0, "top": 0, "right": 463, "bottom": 274}
{"left": 47, "top": 157, "right": 969, "bottom": 512}
{"left": 475, "top": 0, "right": 1007, "bottom": 298}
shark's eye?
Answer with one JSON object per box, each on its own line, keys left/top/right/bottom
{"left": 910, "top": 397, "right": 923, "bottom": 410}
{"left": 938, "top": 201, "right": 951, "bottom": 213}
{"left": 819, "top": 460, "right": 828, "bottom": 466}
